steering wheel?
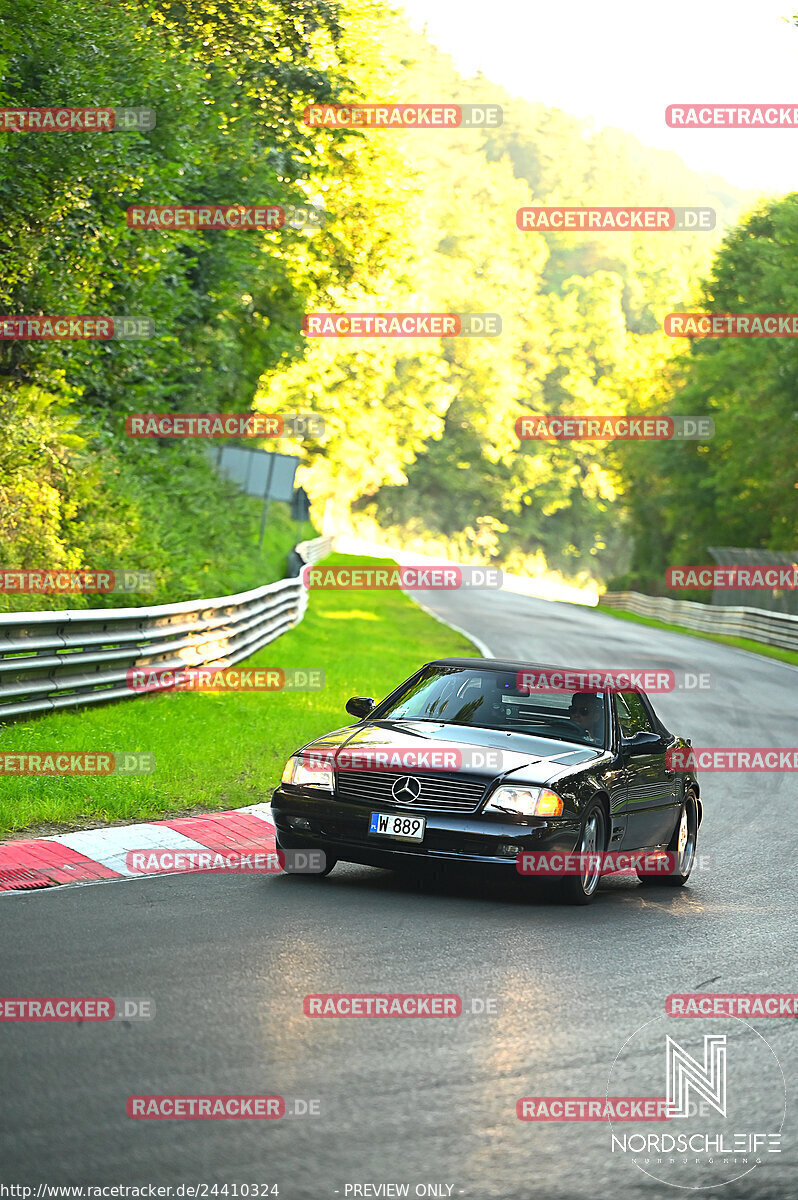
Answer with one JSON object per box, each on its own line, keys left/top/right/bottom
{"left": 541, "top": 716, "right": 600, "bottom": 745}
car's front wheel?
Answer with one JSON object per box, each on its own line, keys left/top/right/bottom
{"left": 637, "top": 791, "right": 698, "bottom": 887}
{"left": 556, "top": 799, "right": 607, "bottom": 905}
{"left": 310, "top": 851, "right": 338, "bottom": 877}
{"left": 275, "top": 834, "right": 338, "bottom": 877}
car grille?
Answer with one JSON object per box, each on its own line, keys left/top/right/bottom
{"left": 335, "top": 770, "right": 488, "bottom": 813}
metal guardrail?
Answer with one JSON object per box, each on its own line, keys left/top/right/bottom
{"left": 600, "top": 591, "right": 798, "bottom": 653}
{"left": 708, "top": 546, "right": 798, "bottom": 615}
{"left": 0, "top": 536, "right": 332, "bottom": 722}
{"left": 294, "top": 536, "right": 332, "bottom": 566}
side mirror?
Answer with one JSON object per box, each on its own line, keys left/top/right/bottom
{"left": 346, "top": 696, "right": 375, "bottom": 720}
{"left": 622, "top": 729, "right": 664, "bottom": 754}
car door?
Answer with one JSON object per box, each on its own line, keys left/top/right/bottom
{"left": 616, "top": 691, "right": 680, "bottom": 849}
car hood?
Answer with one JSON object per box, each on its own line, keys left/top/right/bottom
{"left": 299, "top": 719, "right": 604, "bottom": 786}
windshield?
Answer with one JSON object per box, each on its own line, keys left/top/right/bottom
{"left": 374, "top": 666, "right": 607, "bottom": 748}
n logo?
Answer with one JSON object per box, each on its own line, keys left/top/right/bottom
{"left": 666, "top": 1034, "right": 727, "bottom": 1118}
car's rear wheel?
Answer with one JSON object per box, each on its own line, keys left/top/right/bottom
{"left": 556, "top": 799, "right": 607, "bottom": 905}
{"left": 637, "top": 791, "right": 698, "bottom": 887}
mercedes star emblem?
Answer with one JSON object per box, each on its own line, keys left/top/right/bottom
{"left": 391, "top": 776, "right": 422, "bottom": 804}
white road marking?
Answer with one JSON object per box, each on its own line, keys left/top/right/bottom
{"left": 235, "top": 802, "right": 274, "bottom": 825}
{"left": 43, "top": 824, "right": 210, "bottom": 877}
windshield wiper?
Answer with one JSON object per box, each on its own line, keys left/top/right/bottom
{"left": 388, "top": 716, "right": 446, "bottom": 723}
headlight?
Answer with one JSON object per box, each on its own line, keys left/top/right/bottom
{"left": 483, "top": 785, "right": 564, "bottom": 818}
{"left": 281, "top": 754, "right": 334, "bottom": 791}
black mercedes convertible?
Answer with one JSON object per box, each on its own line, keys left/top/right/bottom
{"left": 271, "top": 658, "right": 702, "bottom": 903}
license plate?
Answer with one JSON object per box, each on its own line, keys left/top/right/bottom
{"left": 369, "top": 811, "right": 426, "bottom": 842}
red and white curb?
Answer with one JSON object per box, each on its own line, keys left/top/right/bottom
{"left": 0, "top": 803, "right": 275, "bottom": 894}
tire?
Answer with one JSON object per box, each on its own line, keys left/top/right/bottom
{"left": 311, "top": 852, "right": 337, "bottom": 877}
{"left": 637, "top": 791, "right": 698, "bottom": 887}
{"left": 275, "top": 835, "right": 338, "bottom": 877}
{"left": 555, "top": 799, "right": 608, "bottom": 905}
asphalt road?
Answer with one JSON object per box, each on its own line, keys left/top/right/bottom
{"left": 2, "top": 589, "right": 797, "bottom": 1199}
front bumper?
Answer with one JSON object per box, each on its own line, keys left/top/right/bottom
{"left": 271, "top": 786, "right": 581, "bottom": 870}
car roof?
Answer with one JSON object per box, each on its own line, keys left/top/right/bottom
{"left": 427, "top": 656, "right": 610, "bottom": 676}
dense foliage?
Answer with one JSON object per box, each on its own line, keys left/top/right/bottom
{"left": 1, "top": 0, "right": 793, "bottom": 602}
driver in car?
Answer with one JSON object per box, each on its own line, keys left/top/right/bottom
{"left": 568, "top": 692, "right": 604, "bottom": 743}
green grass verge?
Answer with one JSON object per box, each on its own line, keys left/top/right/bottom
{"left": 0, "top": 554, "right": 476, "bottom": 840}
{"left": 0, "top": 455, "right": 315, "bottom": 614}
{"left": 598, "top": 604, "right": 798, "bottom": 667}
